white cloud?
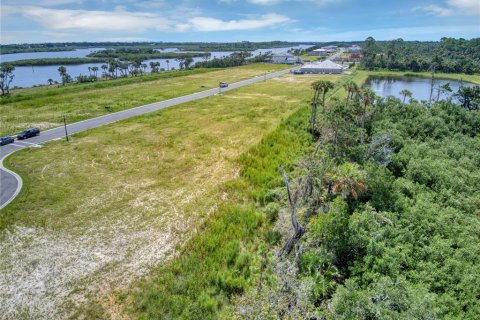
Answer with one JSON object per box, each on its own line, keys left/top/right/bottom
{"left": 220, "top": 0, "right": 341, "bottom": 6}
{"left": 189, "top": 13, "right": 294, "bottom": 31}
{"left": 415, "top": 0, "right": 480, "bottom": 16}
{"left": 418, "top": 4, "right": 454, "bottom": 16}
{"left": 2, "top": 0, "right": 82, "bottom": 6}
{"left": 447, "top": 0, "right": 480, "bottom": 12}
{"left": 20, "top": 6, "right": 172, "bottom": 33}
{"left": 5, "top": 6, "right": 294, "bottom": 34}
{"left": 95, "top": 37, "right": 152, "bottom": 42}
{"left": 248, "top": 0, "right": 282, "bottom": 5}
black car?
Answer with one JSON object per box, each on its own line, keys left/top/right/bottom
{"left": 17, "top": 128, "right": 40, "bottom": 140}
{"left": 0, "top": 136, "right": 14, "bottom": 146}
{"left": 219, "top": 82, "right": 229, "bottom": 88}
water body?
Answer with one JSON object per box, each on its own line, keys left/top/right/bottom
{"left": 1, "top": 45, "right": 312, "bottom": 88}
{"left": 365, "top": 76, "right": 473, "bottom": 102}
{"left": 0, "top": 48, "right": 106, "bottom": 62}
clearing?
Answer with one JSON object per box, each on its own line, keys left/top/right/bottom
{"left": 0, "top": 73, "right": 346, "bottom": 318}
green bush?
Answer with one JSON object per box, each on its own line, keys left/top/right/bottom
{"left": 263, "top": 202, "right": 280, "bottom": 223}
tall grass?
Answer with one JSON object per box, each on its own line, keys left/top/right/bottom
{"left": 128, "top": 74, "right": 352, "bottom": 319}
{"left": 129, "top": 103, "right": 313, "bottom": 319}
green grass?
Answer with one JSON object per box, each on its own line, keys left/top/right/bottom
{"left": 299, "top": 53, "right": 321, "bottom": 62}
{"left": 122, "top": 73, "right": 350, "bottom": 320}
{"left": 0, "top": 63, "right": 288, "bottom": 136}
{"left": 0, "top": 72, "right": 347, "bottom": 319}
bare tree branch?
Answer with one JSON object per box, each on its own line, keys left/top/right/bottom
{"left": 278, "top": 165, "right": 305, "bottom": 257}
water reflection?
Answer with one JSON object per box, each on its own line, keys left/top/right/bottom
{"left": 364, "top": 76, "right": 474, "bottom": 102}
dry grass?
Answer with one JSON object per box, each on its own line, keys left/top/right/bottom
{"left": 0, "top": 73, "right": 345, "bottom": 319}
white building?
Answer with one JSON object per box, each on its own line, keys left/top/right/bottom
{"left": 323, "top": 45, "right": 338, "bottom": 51}
{"left": 267, "top": 53, "right": 302, "bottom": 64}
{"left": 310, "top": 48, "right": 330, "bottom": 56}
{"left": 300, "top": 60, "right": 344, "bottom": 74}
{"left": 348, "top": 45, "right": 362, "bottom": 53}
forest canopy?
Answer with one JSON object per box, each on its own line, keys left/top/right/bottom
{"left": 361, "top": 37, "right": 480, "bottom": 74}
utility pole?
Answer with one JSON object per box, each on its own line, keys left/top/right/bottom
{"left": 63, "top": 115, "right": 69, "bottom": 142}
{"left": 264, "top": 71, "right": 267, "bottom": 82}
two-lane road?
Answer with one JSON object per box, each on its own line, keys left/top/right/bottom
{"left": 0, "top": 66, "right": 299, "bottom": 209}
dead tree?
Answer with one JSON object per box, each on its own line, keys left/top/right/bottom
{"left": 278, "top": 165, "right": 305, "bottom": 257}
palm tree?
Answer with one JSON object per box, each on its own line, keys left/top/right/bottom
{"left": 57, "top": 65, "right": 69, "bottom": 85}
{"left": 101, "top": 64, "right": 108, "bottom": 79}
{"left": 149, "top": 61, "right": 160, "bottom": 73}
{"left": 166, "top": 59, "right": 170, "bottom": 71}
{"left": 47, "top": 78, "right": 54, "bottom": 86}
{"left": 310, "top": 80, "right": 335, "bottom": 135}
{"left": 91, "top": 66, "right": 99, "bottom": 78}
{"left": 343, "top": 80, "right": 359, "bottom": 107}
{"left": 359, "top": 88, "right": 376, "bottom": 143}
{"left": 327, "top": 162, "right": 367, "bottom": 200}
{"left": 436, "top": 83, "right": 452, "bottom": 101}
{"left": 399, "top": 89, "right": 412, "bottom": 103}
{"left": 0, "top": 64, "right": 15, "bottom": 96}
{"left": 455, "top": 85, "right": 480, "bottom": 110}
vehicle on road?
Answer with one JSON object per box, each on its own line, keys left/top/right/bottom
{"left": 219, "top": 82, "right": 229, "bottom": 88}
{"left": 0, "top": 136, "right": 14, "bottom": 146}
{"left": 17, "top": 128, "right": 40, "bottom": 140}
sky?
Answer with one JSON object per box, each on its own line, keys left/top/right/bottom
{"left": 1, "top": 0, "right": 479, "bottom": 44}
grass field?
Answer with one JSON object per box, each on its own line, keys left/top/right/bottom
{"left": 0, "top": 64, "right": 288, "bottom": 136}
{"left": 0, "top": 72, "right": 346, "bottom": 318}
{"left": 2, "top": 67, "right": 476, "bottom": 318}
{"left": 299, "top": 53, "right": 321, "bottom": 62}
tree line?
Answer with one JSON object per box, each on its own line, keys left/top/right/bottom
{"left": 194, "top": 51, "right": 274, "bottom": 68}
{"left": 361, "top": 37, "right": 480, "bottom": 74}
{"left": 4, "top": 52, "right": 203, "bottom": 67}
{"left": 1, "top": 41, "right": 311, "bottom": 54}
{"left": 228, "top": 77, "right": 480, "bottom": 318}
{"left": 87, "top": 48, "right": 203, "bottom": 60}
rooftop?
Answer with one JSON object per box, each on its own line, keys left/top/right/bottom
{"left": 302, "top": 60, "right": 344, "bottom": 69}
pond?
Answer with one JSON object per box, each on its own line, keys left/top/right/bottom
{"left": 1, "top": 45, "right": 312, "bottom": 88}
{"left": 364, "top": 75, "right": 474, "bottom": 102}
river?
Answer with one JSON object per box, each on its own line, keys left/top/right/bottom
{"left": 1, "top": 45, "right": 312, "bottom": 88}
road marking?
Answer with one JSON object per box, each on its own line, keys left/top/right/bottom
{"left": 14, "top": 141, "right": 42, "bottom": 147}
{"left": 10, "top": 144, "right": 27, "bottom": 148}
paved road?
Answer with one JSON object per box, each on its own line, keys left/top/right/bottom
{"left": 0, "top": 67, "right": 299, "bottom": 209}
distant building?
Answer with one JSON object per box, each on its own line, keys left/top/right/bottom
{"left": 323, "top": 45, "right": 338, "bottom": 51}
{"left": 310, "top": 48, "right": 330, "bottom": 56}
{"left": 300, "top": 60, "right": 344, "bottom": 74}
{"left": 348, "top": 45, "right": 362, "bottom": 53}
{"left": 350, "top": 53, "right": 361, "bottom": 62}
{"left": 267, "top": 53, "right": 302, "bottom": 64}
{"left": 310, "top": 46, "right": 338, "bottom": 56}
